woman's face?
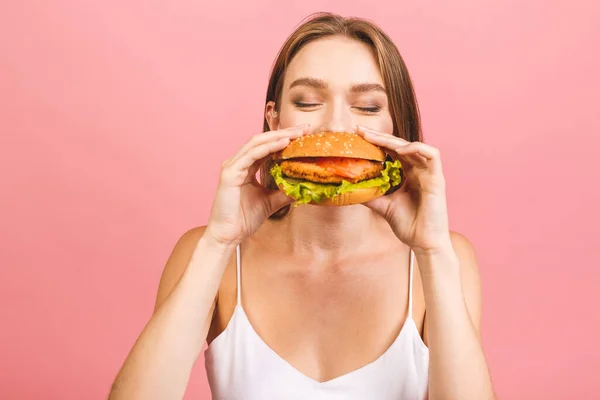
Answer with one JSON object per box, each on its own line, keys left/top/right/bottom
{"left": 266, "top": 36, "right": 394, "bottom": 135}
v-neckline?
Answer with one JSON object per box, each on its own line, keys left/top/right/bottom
{"left": 205, "top": 244, "right": 429, "bottom": 385}
{"left": 229, "top": 303, "right": 424, "bottom": 385}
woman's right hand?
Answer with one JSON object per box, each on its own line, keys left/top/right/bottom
{"left": 205, "top": 124, "right": 310, "bottom": 247}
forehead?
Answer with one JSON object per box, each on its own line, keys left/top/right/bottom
{"left": 283, "top": 36, "right": 384, "bottom": 88}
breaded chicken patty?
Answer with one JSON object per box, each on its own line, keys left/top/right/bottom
{"left": 280, "top": 158, "right": 384, "bottom": 184}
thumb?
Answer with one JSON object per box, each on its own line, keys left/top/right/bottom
{"left": 265, "top": 189, "right": 295, "bottom": 216}
{"left": 364, "top": 192, "right": 413, "bottom": 223}
{"left": 363, "top": 195, "right": 392, "bottom": 217}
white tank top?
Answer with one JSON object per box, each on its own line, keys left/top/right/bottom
{"left": 204, "top": 245, "right": 429, "bottom": 399}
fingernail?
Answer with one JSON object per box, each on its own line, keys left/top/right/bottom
{"left": 301, "top": 124, "right": 311, "bottom": 133}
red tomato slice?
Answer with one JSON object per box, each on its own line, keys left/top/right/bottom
{"left": 313, "top": 157, "right": 374, "bottom": 179}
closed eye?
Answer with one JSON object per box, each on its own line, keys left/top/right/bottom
{"left": 294, "top": 102, "right": 381, "bottom": 114}
{"left": 294, "top": 102, "right": 321, "bottom": 108}
{"left": 355, "top": 106, "right": 381, "bottom": 114}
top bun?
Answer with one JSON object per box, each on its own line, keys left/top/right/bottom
{"left": 273, "top": 131, "right": 386, "bottom": 162}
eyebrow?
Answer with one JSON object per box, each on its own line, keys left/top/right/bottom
{"left": 289, "top": 77, "right": 387, "bottom": 93}
{"left": 289, "top": 77, "right": 328, "bottom": 90}
{"left": 350, "top": 82, "right": 387, "bottom": 94}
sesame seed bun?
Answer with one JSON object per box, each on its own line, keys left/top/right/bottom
{"left": 272, "top": 131, "right": 386, "bottom": 162}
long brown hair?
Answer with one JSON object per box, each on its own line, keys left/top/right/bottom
{"left": 260, "top": 12, "right": 423, "bottom": 219}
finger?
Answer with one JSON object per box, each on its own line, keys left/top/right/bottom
{"left": 235, "top": 137, "right": 292, "bottom": 173}
{"left": 247, "top": 151, "right": 278, "bottom": 182}
{"left": 363, "top": 191, "right": 413, "bottom": 222}
{"left": 357, "top": 125, "right": 441, "bottom": 169}
{"left": 362, "top": 193, "right": 392, "bottom": 218}
{"left": 357, "top": 125, "right": 411, "bottom": 145}
{"left": 355, "top": 125, "right": 418, "bottom": 163}
{"left": 240, "top": 124, "right": 311, "bottom": 180}
{"left": 221, "top": 137, "right": 291, "bottom": 186}
{"left": 394, "top": 145, "right": 428, "bottom": 168}
{"left": 395, "top": 142, "right": 438, "bottom": 160}
{"left": 247, "top": 155, "right": 268, "bottom": 180}
{"left": 395, "top": 142, "right": 442, "bottom": 171}
{"left": 233, "top": 124, "right": 310, "bottom": 164}
{"left": 265, "top": 188, "right": 295, "bottom": 215}
{"left": 356, "top": 125, "right": 410, "bottom": 148}
{"left": 355, "top": 126, "right": 425, "bottom": 168}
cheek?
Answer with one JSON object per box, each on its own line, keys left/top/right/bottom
{"left": 277, "top": 107, "right": 320, "bottom": 129}
{"left": 356, "top": 113, "right": 394, "bottom": 133}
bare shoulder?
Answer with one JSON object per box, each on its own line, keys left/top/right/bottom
{"left": 449, "top": 230, "right": 480, "bottom": 284}
{"left": 450, "top": 231, "right": 477, "bottom": 267}
{"left": 154, "top": 226, "right": 208, "bottom": 312}
{"left": 450, "top": 230, "right": 483, "bottom": 336}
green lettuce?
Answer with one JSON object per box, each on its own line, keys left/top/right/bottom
{"left": 270, "top": 159, "right": 403, "bottom": 205}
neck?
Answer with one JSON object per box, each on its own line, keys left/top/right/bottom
{"left": 257, "top": 204, "right": 394, "bottom": 260}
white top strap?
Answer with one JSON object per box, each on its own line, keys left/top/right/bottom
{"left": 408, "top": 249, "right": 415, "bottom": 319}
{"left": 236, "top": 244, "right": 242, "bottom": 306}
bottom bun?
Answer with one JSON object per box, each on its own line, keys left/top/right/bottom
{"left": 277, "top": 184, "right": 385, "bottom": 206}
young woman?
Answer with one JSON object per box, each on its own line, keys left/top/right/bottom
{"left": 110, "top": 13, "right": 496, "bottom": 400}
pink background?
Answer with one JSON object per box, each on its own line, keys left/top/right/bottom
{"left": 1, "top": 0, "right": 599, "bottom": 399}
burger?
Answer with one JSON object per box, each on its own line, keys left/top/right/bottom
{"left": 269, "top": 131, "right": 403, "bottom": 206}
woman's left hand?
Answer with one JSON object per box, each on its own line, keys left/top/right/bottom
{"left": 356, "top": 125, "right": 453, "bottom": 254}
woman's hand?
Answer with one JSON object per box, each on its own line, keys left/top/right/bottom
{"left": 205, "top": 124, "right": 311, "bottom": 246}
{"left": 356, "top": 125, "right": 452, "bottom": 254}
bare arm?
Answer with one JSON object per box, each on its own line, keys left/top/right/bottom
{"left": 354, "top": 127, "right": 496, "bottom": 398}
{"left": 421, "top": 231, "right": 497, "bottom": 400}
{"left": 107, "top": 125, "right": 306, "bottom": 399}
{"left": 108, "top": 227, "right": 235, "bottom": 400}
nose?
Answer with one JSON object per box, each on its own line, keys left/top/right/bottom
{"left": 317, "top": 97, "right": 355, "bottom": 133}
